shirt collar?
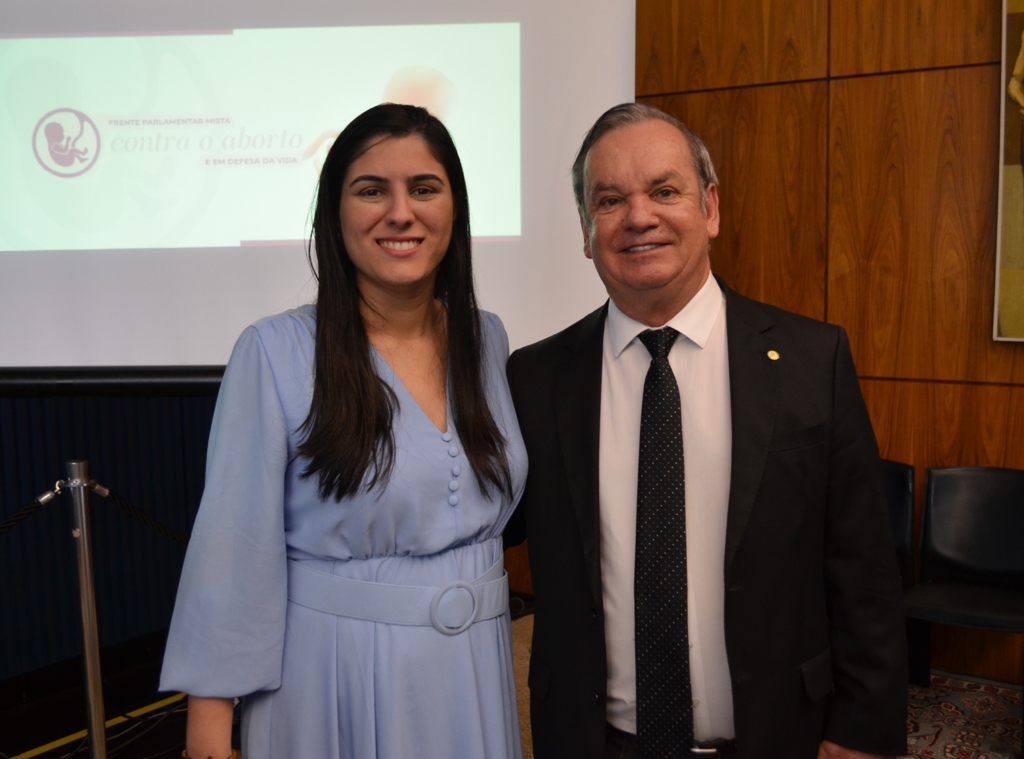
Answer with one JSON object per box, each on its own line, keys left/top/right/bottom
{"left": 606, "top": 274, "right": 724, "bottom": 358}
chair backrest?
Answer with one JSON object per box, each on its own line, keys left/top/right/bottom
{"left": 920, "top": 466, "right": 1024, "bottom": 588}
{"left": 881, "top": 459, "right": 914, "bottom": 586}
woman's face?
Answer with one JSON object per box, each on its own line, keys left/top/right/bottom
{"left": 340, "top": 134, "right": 455, "bottom": 300}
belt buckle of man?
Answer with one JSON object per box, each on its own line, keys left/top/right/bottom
{"left": 691, "top": 737, "right": 736, "bottom": 756}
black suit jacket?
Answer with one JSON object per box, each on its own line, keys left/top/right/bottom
{"left": 504, "top": 279, "right": 907, "bottom": 759}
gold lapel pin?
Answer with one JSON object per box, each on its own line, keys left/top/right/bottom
{"left": 767, "top": 350, "right": 780, "bottom": 361}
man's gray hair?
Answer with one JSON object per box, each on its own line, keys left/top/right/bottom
{"left": 571, "top": 103, "right": 719, "bottom": 223}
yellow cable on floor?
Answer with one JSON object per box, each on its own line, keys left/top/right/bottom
{"left": 12, "top": 692, "right": 186, "bottom": 759}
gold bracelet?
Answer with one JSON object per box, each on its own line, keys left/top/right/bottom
{"left": 181, "top": 751, "right": 240, "bottom": 759}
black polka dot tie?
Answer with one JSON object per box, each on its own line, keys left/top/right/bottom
{"left": 635, "top": 327, "right": 693, "bottom": 758}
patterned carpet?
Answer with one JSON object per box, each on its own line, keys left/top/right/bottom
{"left": 906, "top": 674, "right": 1022, "bottom": 759}
{"left": 511, "top": 615, "right": 1023, "bottom": 759}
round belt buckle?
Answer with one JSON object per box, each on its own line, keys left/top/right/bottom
{"left": 430, "top": 579, "right": 479, "bottom": 635}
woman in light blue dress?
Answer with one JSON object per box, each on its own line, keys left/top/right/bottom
{"left": 160, "top": 104, "right": 527, "bottom": 759}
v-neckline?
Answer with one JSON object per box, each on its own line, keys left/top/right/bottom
{"left": 370, "top": 345, "right": 449, "bottom": 435}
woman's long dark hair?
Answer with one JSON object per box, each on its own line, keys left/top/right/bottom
{"left": 298, "top": 103, "right": 512, "bottom": 502}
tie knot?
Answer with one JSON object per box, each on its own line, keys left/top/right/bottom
{"left": 638, "top": 327, "right": 678, "bottom": 360}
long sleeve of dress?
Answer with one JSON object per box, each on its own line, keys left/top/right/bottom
{"left": 160, "top": 325, "right": 290, "bottom": 697}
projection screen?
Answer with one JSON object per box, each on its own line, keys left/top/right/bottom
{"left": 0, "top": 0, "right": 633, "bottom": 370}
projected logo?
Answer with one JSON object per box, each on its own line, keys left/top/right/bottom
{"left": 32, "top": 108, "right": 101, "bottom": 178}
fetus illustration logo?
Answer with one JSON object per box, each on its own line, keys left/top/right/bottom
{"left": 32, "top": 108, "right": 101, "bottom": 178}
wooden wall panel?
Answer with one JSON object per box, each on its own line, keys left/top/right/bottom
{"left": 505, "top": 543, "right": 532, "bottom": 595}
{"left": 930, "top": 627, "right": 1024, "bottom": 686}
{"left": 861, "top": 377, "right": 1024, "bottom": 684}
{"left": 636, "top": 0, "right": 827, "bottom": 96}
{"left": 829, "top": 66, "right": 1024, "bottom": 384}
{"left": 830, "top": 0, "right": 1001, "bottom": 77}
{"left": 862, "top": 379, "right": 1024, "bottom": 473}
{"left": 642, "top": 82, "right": 828, "bottom": 319}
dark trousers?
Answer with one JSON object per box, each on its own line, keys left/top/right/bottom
{"left": 604, "top": 723, "right": 642, "bottom": 759}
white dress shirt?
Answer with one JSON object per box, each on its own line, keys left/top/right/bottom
{"left": 600, "top": 274, "right": 735, "bottom": 740}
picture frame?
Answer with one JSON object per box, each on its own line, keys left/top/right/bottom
{"left": 996, "top": 0, "right": 1024, "bottom": 340}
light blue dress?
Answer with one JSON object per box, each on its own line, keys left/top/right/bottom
{"left": 160, "top": 305, "right": 528, "bottom": 758}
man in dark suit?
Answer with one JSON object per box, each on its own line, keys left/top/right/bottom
{"left": 504, "top": 104, "right": 907, "bottom": 759}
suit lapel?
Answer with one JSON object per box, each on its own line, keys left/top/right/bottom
{"left": 721, "top": 281, "right": 783, "bottom": 573}
{"left": 554, "top": 304, "right": 607, "bottom": 608}
{"left": 546, "top": 286, "right": 781, "bottom": 594}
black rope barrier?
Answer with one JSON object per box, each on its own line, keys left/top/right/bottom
{"left": 96, "top": 488, "right": 190, "bottom": 545}
{"left": 2, "top": 482, "right": 189, "bottom": 545}
{"left": 0, "top": 498, "right": 49, "bottom": 536}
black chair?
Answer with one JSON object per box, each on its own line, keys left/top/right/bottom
{"left": 904, "top": 466, "right": 1024, "bottom": 696}
{"left": 881, "top": 459, "right": 914, "bottom": 589}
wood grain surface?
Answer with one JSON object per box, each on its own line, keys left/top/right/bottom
{"left": 863, "top": 378, "right": 1024, "bottom": 487}
{"left": 636, "top": 0, "right": 827, "bottom": 96}
{"left": 504, "top": 543, "right": 533, "bottom": 595}
{"left": 930, "top": 626, "right": 1024, "bottom": 686}
{"left": 828, "top": 66, "right": 1024, "bottom": 383}
{"left": 641, "top": 82, "right": 828, "bottom": 319}
{"left": 830, "top": 0, "right": 1001, "bottom": 78}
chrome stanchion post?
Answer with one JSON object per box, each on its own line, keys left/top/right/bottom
{"left": 66, "top": 459, "right": 108, "bottom": 759}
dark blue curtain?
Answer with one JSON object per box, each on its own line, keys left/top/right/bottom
{"left": 0, "top": 393, "right": 216, "bottom": 681}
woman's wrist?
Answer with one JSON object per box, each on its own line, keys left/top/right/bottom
{"left": 185, "top": 695, "right": 236, "bottom": 759}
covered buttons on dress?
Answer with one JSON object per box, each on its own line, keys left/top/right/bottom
{"left": 444, "top": 431, "right": 461, "bottom": 506}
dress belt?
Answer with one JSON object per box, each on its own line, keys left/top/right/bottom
{"left": 287, "top": 555, "right": 508, "bottom": 636}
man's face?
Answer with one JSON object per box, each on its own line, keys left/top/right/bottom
{"left": 582, "top": 119, "right": 719, "bottom": 323}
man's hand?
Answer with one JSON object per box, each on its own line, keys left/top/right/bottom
{"left": 817, "top": 740, "right": 891, "bottom": 759}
